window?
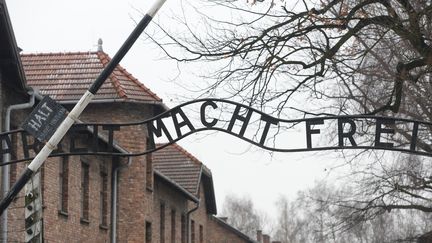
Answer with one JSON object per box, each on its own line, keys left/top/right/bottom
{"left": 100, "top": 163, "right": 108, "bottom": 227}
{"left": 145, "top": 221, "right": 152, "bottom": 243}
{"left": 9, "top": 131, "right": 17, "bottom": 185}
{"left": 146, "top": 139, "right": 153, "bottom": 189}
{"left": 191, "top": 220, "right": 195, "bottom": 243}
{"left": 181, "top": 214, "right": 186, "bottom": 243}
{"left": 81, "top": 161, "right": 90, "bottom": 222}
{"left": 160, "top": 202, "right": 165, "bottom": 243}
{"left": 199, "top": 225, "right": 203, "bottom": 243}
{"left": 171, "top": 209, "right": 176, "bottom": 243}
{"left": 59, "top": 156, "right": 69, "bottom": 214}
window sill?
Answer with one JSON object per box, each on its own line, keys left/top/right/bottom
{"left": 146, "top": 186, "right": 153, "bottom": 193}
{"left": 99, "top": 224, "right": 109, "bottom": 230}
{"left": 80, "top": 218, "right": 90, "bottom": 225}
{"left": 58, "top": 210, "right": 69, "bottom": 218}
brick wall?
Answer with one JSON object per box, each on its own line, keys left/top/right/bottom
{"left": 153, "top": 177, "right": 189, "bottom": 243}
{"left": 206, "top": 217, "right": 254, "bottom": 243}
{"left": 43, "top": 154, "right": 112, "bottom": 243}
{"left": 4, "top": 99, "right": 256, "bottom": 243}
{"left": 7, "top": 132, "right": 112, "bottom": 243}
{"left": 151, "top": 167, "right": 256, "bottom": 243}
{"left": 80, "top": 102, "right": 155, "bottom": 242}
{"left": 189, "top": 183, "right": 208, "bottom": 243}
{"left": 6, "top": 131, "right": 26, "bottom": 243}
{"left": 6, "top": 101, "right": 155, "bottom": 242}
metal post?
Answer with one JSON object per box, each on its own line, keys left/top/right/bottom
{"left": 0, "top": 0, "right": 167, "bottom": 215}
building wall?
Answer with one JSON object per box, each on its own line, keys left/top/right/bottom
{"left": 153, "top": 177, "right": 189, "bottom": 243}
{"left": 4, "top": 98, "right": 254, "bottom": 243}
{"left": 79, "top": 102, "right": 155, "bottom": 242}
{"left": 206, "top": 218, "right": 254, "bottom": 243}
{"left": 7, "top": 101, "right": 155, "bottom": 242}
{"left": 0, "top": 67, "right": 28, "bottom": 230}
{"left": 42, "top": 154, "right": 112, "bottom": 243}
{"left": 6, "top": 129, "right": 26, "bottom": 242}
{"left": 152, "top": 174, "right": 254, "bottom": 243}
{"left": 7, "top": 132, "right": 112, "bottom": 243}
{"left": 189, "top": 183, "right": 208, "bottom": 243}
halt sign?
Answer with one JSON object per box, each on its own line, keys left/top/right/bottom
{"left": 22, "top": 96, "right": 68, "bottom": 142}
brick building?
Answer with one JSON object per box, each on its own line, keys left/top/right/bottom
{"left": 0, "top": 0, "right": 36, "bottom": 241}
{"left": 153, "top": 143, "right": 257, "bottom": 243}
{"left": 4, "top": 50, "right": 259, "bottom": 243}
{"left": 15, "top": 50, "right": 257, "bottom": 243}
{"left": 0, "top": 1, "right": 259, "bottom": 241}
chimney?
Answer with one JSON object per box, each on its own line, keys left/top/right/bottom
{"left": 97, "top": 38, "right": 103, "bottom": 52}
{"left": 263, "top": 234, "right": 270, "bottom": 243}
{"left": 256, "top": 230, "right": 262, "bottom": 243}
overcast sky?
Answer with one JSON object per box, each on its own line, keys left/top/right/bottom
{"left": 6, "top": 0, "right": 341, "bottom": 220}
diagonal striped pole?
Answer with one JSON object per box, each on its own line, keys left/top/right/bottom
{"left": 0, "top": 0, "right": 167, "bottom": 216}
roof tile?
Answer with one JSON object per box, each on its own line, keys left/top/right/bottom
{"left": 21, "top": 51, "right": 162, "bottom": 103}
{"left": 153, "top": 143, "right": 205, "bottom": 196}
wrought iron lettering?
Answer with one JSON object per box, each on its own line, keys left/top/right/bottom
{"left": 148, "top": 118, "right": 173, "bottom": 142}
{"left": 200, "top": 100, "right": 218, "bottom": 128}
{"left": 1, "top": 98, "right": 432, "bottom": 166}
{"left": 0, "top": 135, "right": 12, "bottom": 156}
{"left": 338, "top": 118, "right": 357, "bottom": 147}
{"left": 375, "top": 118, "right": 395, "bottom": 148}
{"left": 259, "top": 114, "right": 279, "bottom": 146}
{"left": 306, "top": 119, "right": 324, "bottom": 149}
{"left": 227, "top": 105, "right": 253, "bottom": 137}
{"left": 171, "top": 108, "right": 195, "bottom": 137}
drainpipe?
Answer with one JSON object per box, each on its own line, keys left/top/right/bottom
{"left": 186, "top": 164, "right": 204, "bottom": 243}
{"left": 186, "top": 200, "right": 200, "bottom": 243}
{"left": 111, "top": 156, "right": 132, "bottom": 243}
{"left": 1, "top": 89, "right": 36, "bottom": 243}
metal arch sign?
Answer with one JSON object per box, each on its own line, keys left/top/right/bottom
{"left": 1, "top": 98, "right": 431, "bottom": 166}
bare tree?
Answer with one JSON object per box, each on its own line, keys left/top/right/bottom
{"left": 147, "top": 0, "right": 432, "bottom": 236}
{"left": 274, "top": 196, "right": 308, "bottom": 243}
{"left": 272, "top": 182, "right": 432, "bottom": 243}
{"left": 150, "top": 0, "right": 432, "bottom": 115}
{"left": 221, "top": 193, "right": 267, "bottom": 238}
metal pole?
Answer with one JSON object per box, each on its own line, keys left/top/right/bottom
{"left": 0, "top": 0, "right": 167, "bottom": 216}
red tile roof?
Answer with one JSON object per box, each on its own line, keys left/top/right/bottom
{"left": 153, "top": 143, "right": 217, "bottom": 214}
{"left": 153, "top": 143, "right": 204, "bottom": 195}
{"left": 21, "top": 51, "right": 161, "bottom": 103}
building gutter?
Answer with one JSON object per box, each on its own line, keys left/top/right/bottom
{"left": 56, "top": 98, "right": 169, "bottom": 111}
{"left": 1, "top": 89, "right": 36, "bottom": 243}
